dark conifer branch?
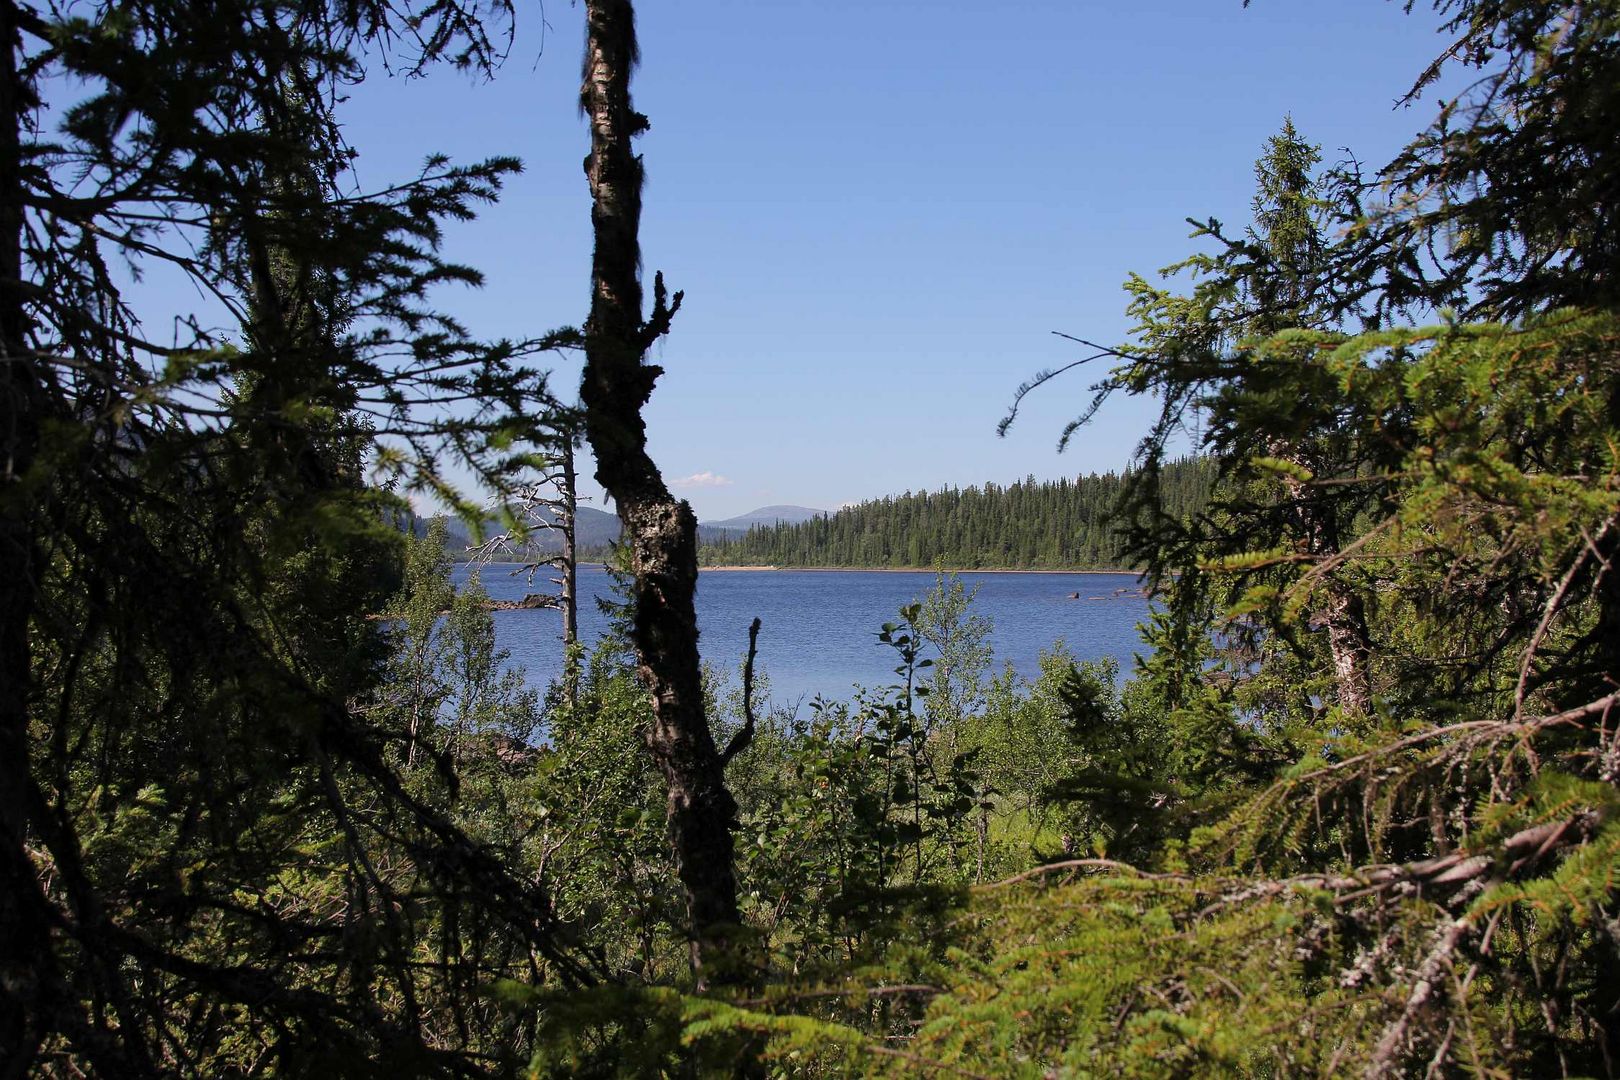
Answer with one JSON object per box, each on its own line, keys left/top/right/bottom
{"left": 1, "top": 0, "right": 56, "bottom": 1062}
{"left": 995, "top": 349, "right": 1113, "bottom": 438}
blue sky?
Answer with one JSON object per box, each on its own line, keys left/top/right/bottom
{"left": 338, "top": 2, "right": 1448, "bottom": 518}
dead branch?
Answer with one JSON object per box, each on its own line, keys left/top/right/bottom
{"left": 976, "top": 858, "right": 1189, "bottom": 890}
{"left": 1365, "top": 909, "right": 1480, "bottom": 1079}
{"left": 1266, "top": 690, "right": 1620, "bottom": 794}
{"left": 1515, "top": 519, "right": 1611, "bottom": 718}
{"left": 722, "top": 617, "right": 762, "bottom": 766}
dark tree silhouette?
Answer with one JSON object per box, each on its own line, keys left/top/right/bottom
{"left": 577, "top": 0, "right": 749, "bottom": 988}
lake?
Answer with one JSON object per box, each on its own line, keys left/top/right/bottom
{"left": 451, "top": 564, "right": 1153, "bottom": 708}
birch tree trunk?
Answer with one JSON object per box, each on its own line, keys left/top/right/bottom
{"left": 558, "top": 436, "right": 579, "bottom": 708}
{"left": 1281, "top": 466, "right": 1374, "bottom": 718}
{"left": 1321, "top": 579, "right": 1374, "bottom": 718}
{"left": 577, "top": 0, "right": 746, "bottom": 988}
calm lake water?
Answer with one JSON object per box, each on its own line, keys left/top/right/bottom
{"left": 450, "top": 565, "right": 1153, "bottom": 708}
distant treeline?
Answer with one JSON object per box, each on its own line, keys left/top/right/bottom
{"left": 700, "top": 457, "right": 1215, "bottom": 569}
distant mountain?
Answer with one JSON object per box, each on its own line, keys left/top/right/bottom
{"left": 703, "top": 505, "right": 828, "bottom": 534}
{"left": 409, "top": 505, "right": 621, "bottom": 558}
{"left": 410, "top": 502, "right": 833, "bottom": 560}
{"left": 564, "top": 506, "right": 621, "bottom": 549}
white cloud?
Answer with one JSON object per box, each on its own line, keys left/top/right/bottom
{"left": 672, "top": 471, "right": 733, "bottom": 489}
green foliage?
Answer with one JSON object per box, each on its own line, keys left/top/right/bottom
{"left": 4, "top": 2, "right": 587, "bottom": 1071}
{"left": 1328, "top": 0, "right": 1620, "bottom": 321}
{"left": 702, "top": 460, "right": 1215, "bottom": 569}
{"left": 533, "top": 637, "right": 684, "bottom": 984}
{"left": 18, "top": 0, "right": 1620, "bottom": 1074}
{"left": 914, "top": 572, "right": 993, "bottom": 727}
{"left": 729, "top": 5, "right": 1620, "bottom": 1071}
{"left": 728, "top": 600, "right": 981, "bottom": 971}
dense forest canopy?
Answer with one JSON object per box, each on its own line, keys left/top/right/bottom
{"left": 701, "top": 458, "right": 1215, "bottom": 569}
{"left": 3, "top": 0, "right": 1619, "bottom": 1076}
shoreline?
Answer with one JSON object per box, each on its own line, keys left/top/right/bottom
{"left": 464, "top": 559, "right": 1144, "bottom": 577}
{"left": 699, "top": 564, "right": 1143, "bottom": 576}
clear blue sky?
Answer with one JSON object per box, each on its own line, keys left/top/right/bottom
{"left": 340, "top": 1, "right": 1450, "bottom": 519}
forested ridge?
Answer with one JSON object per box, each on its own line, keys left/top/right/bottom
{"left": 6, "top": 0, "right": 1620, "bottom": 1076}
{"left": 700, "top": 458, "right": 1215, "bottom": 569}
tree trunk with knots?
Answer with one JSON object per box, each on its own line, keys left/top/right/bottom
{"left": 577, "top": 0, "right": 748, "bottom": 989}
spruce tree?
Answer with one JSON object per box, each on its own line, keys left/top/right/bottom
{"left": 0, "top": 2, "right": 588, "bottom": 1070}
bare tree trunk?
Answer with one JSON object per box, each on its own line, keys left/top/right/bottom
{"left": 559, "top": 437, "right": 578, "bottom": 650}
{"left": 577, "top": 0, "right": 746, "bottom": 988}
{"left": 558, "top": 436, "right": 579, "bottom": 709}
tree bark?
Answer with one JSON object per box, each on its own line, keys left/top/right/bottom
{"left": 559, "top": 435, "right": 579, "bottom": 708}
{"left": 1321, "top": 579, "right": 1374, "bottom": 717}
{"left": 1281, "top": 462, "right": 1375, "bottom": 719}
{"left": 577, "top": 0, "right": 746, "bottom": 988}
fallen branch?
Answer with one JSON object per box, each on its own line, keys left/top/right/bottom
{"left": 1267, "top": 690, "right": 1620, "bottom": 793}
{"left": 976, "top": 858, "right": 1189, "bottom": 890}
{"left": 734, "top": 983, "right": 943, "bottom": 1009}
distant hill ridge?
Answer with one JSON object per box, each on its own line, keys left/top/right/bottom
{"left": 411, "top": 502, "right": 830, "bottom": 559}
{"left": 703, "top": 505, "right": 828, "bottom": 533}
{"left": 409, "top": 504, "right": 621, "bottom": 557}
{"left": 409, "top": 462, "right": 1213, "bottom": 569}
{"left": 698, "top": 458, "right": 1215, "bottom": 570}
